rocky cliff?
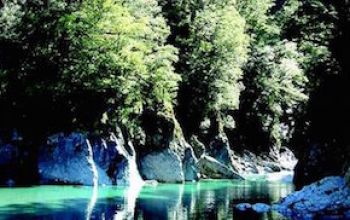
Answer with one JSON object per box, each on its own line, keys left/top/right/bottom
{"left": 0, "top": 119, "right": 297, "bottom": 186}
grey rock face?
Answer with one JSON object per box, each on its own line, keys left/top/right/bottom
{"left": 139, "top": 149, "right": 184, "bottom": 183}
{"left": 189, "top": 136, "right": 205, "bottom": 158}
{"left": 182, "top": 147, "right": 199, "bottom": 181}
{"left": 38, "top": 133, "right": 112, "bottom": 185}
{"left": 38, "top": 131, "right": 142, "bottom": 186}
{"left": 197, "top": 155, "right": 243, "bottom": 179}
{"left": 208, "top": 135, "right": 236, "bottom": 171}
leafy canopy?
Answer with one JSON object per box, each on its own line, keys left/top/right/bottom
{"left": 0, "top": 0, "right": 180, "bottom": 133}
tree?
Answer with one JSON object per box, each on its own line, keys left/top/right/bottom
{"left": 232, "top": 0, "right": 309, "bottom": 151}
{"left": 245, "top": 41, "right": 308, "bottom": 149}
{"left": 0, "top": 0, "right": 180, "bottom": 137}
{"left": 159, "top": 0, "right": 249, "bottom": 138}
{"left": 277, "top": 0, "right": 350, "bottom": 187}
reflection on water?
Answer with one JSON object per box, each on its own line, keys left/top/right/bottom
{"left": 0, "top": 179, "right": 293, "bottom": 220}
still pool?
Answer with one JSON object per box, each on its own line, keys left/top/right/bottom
{"left": 0, "top": 179, "right": 293, "bottom": 220}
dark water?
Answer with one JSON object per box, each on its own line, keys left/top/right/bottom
{"left": 0, "top": 179, "right": 293, "bottom": 220}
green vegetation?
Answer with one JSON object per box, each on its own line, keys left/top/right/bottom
{"left": 0, "top": 0, "right": 179, "bottom": 136}
{"left": 0, "top": 0, "right": 348, "bottom": 156}
{"left": 159, "top": 0, "right": 249, "bottom": 137}
{"left": 234, "top": 0, "right": 308, "bottom": 151}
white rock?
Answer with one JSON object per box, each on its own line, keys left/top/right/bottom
{"left": 277, "top": 176, "right": 350, "bottom": 217}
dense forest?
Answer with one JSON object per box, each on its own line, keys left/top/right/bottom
{"left": 0, "top": 0, "right": 349, "bottom": 188}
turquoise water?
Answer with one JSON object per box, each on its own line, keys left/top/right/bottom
{"left": 0, "top": 179, "right": 293, "bottom": 220}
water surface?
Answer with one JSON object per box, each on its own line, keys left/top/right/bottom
{"left": 0, "top": 179, "right": 293, "bottom": 220}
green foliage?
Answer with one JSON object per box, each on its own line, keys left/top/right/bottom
{"left": 246, "top": 41, "right": 308, "bottom": 147}
{"left": 186, "top": 2, "right": 248, "bottom": 114}
{"left": 0, "top": 0, "right": 346, "bottom": 154}
{"left": 277, "top": 0, "right": 338, "bottom": 82}
{"left": 60, "top": 0, "right": 180, "bottom": 124}
{"left": 0, "top": 0, "right": 180, "bottom": 133}
{"left": 159, "top": 0, "right": 249, "bottom": 135}
{"left": 236, "top": 0, "right": 279, "bottom": 43}
{"left": 277, "top": 0, "right": 350, "bottom": 156}
{"left": 234, "top": 0, "right": 309, "bottom": 149}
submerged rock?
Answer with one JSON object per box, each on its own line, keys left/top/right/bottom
{"left": 275, "top": 176, "right": 350, "bottom": 218}
{"left": 139, "top": 149, "right": 184, "bottom": 183}
{"left": 235, "top": 203, "right": 252, "bottom": 211}
{"left": 235, "top": 203, "right": 270, "bottom": 213}
{"left": 197, "top": 155, "right": 243, "bottom": 179}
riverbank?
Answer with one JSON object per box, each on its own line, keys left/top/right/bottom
{"left": 0, "top": 131, "right": 297, "bottom": 187}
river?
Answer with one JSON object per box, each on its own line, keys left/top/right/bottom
{"left": 0, "top": 179, "right": 293, "bottom": 220}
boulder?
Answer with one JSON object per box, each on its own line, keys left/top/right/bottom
{"left": 38, "top": 133, "right": 111, "bottom": 185}
{"left": 138, "top": 110, "right": 191, "bottom": 183}
{"left": 252, "top": 203, "right": 270, "bottom": 213}
{"left": 182, "top": 147, "right": 199, "bottom": 181}
{"left": 38, "top": 130, "right": 142, "bottom": 186}
{"left": 139, "top": 149, "right": 184, "bottom": 183}
{"left": 278, "top": 147, "right": 297, "bottom": 171}
{"left": 208, "top": 135, "right": 237, "bottom": 172}
{"left": 275, "top": 176, "right": 350, "bottom": 217}
{"left": 197, "top": 155, "right": 243, "bottom": 179}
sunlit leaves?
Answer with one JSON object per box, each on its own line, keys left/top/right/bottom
{"left": 0, "top": 0, "right": 180, "bottom": 130}
{"left": 247, "top": 41, "right": 308, "bottom": 147}
{"left": 175, "top": 0, "right": 248, "bottom": 121}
